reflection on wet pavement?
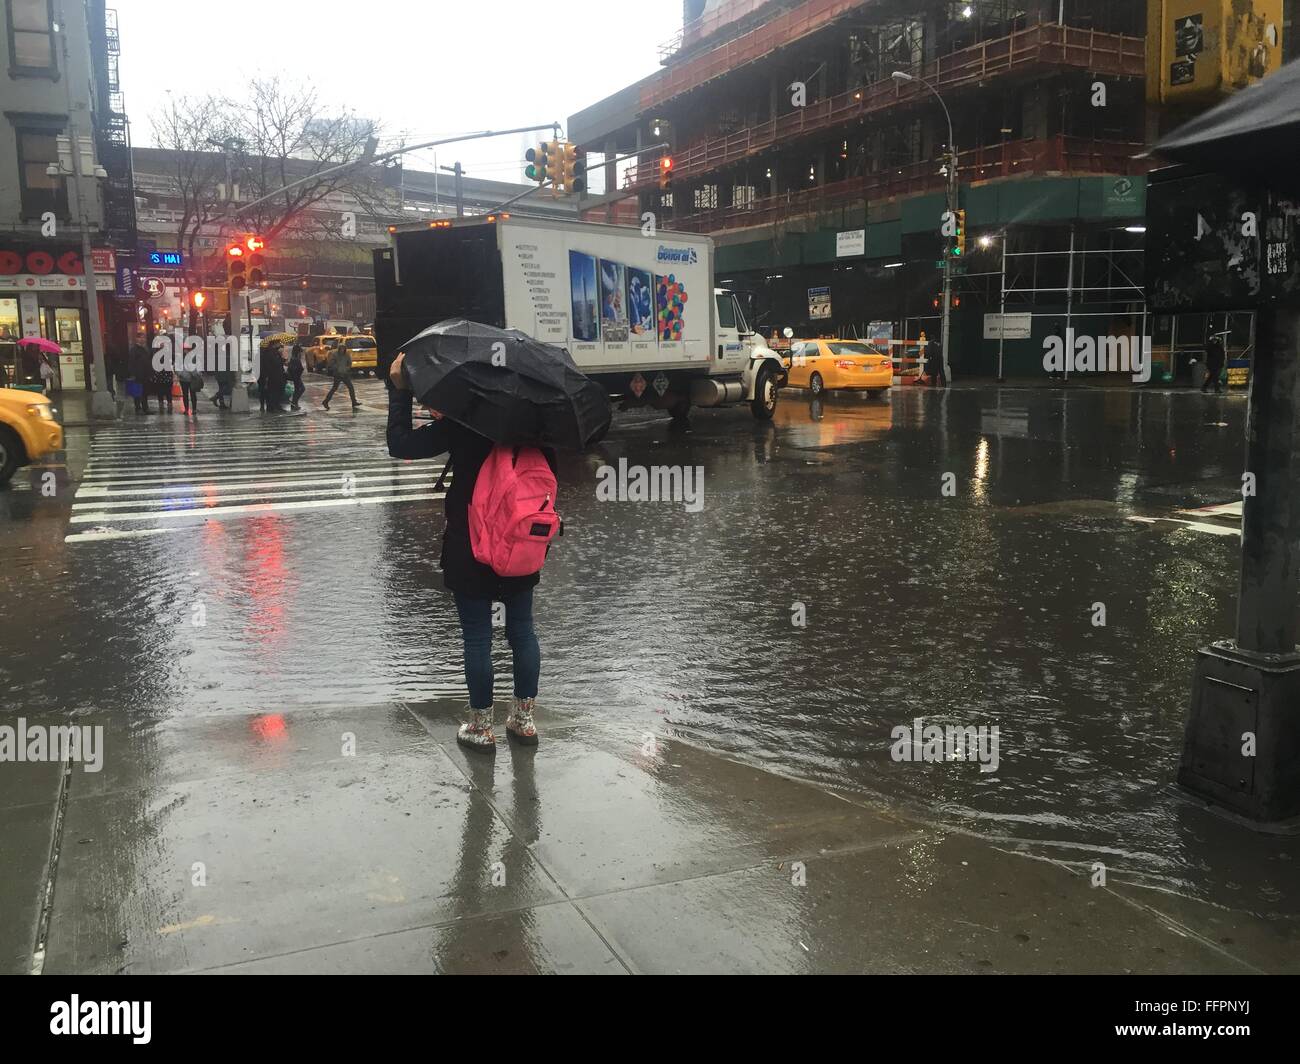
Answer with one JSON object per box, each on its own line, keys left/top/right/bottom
{"left": 4, "top": 380, "right": 1296, "bottom": 920}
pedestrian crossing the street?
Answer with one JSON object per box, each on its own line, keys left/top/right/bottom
{"left": 66, "top": 420, "right": 447, "bottom": 544}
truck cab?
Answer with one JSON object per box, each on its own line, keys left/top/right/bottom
{"left": 698, "top": 287, "right": 785, "bottom": 419}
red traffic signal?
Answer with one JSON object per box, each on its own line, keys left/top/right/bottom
{"left": 192, "top": 291, "right": 207, "bottom": 310}
{"left": 658, "top": 156, "right": 673, "bottom": 190}
{"left": 226, "top": 243, "right": 247, "bottom": 291}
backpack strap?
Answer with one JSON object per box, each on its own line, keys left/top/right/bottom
{"left": 433, "top": 459, "right": 452, "bottom": 495}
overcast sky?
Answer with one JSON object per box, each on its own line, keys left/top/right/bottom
{"left": 118, "top": 0, "right": 677, "bottom": 187}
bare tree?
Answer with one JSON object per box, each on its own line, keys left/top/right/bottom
{"left": 228, "top": 77, "right": 389, "bottom": 244}
{"left": 149, "top": 93, "right": 237, "bottom": 298}
{"left": 147, "top": 79, "right": 398, "bottom": 331}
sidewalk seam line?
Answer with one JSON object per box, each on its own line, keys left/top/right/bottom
{"left": 397, "top": 700, "right": 636, "bottom": 975}
{"left": 30, "top": 755, "right": 73, "bottom": 976}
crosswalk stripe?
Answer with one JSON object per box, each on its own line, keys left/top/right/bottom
{"left": 77, "top": 465, "right": 438, "bottom": 491}
{"left": 69, "top": 491, "right": 446, "bottom": 526}
{"left": 64, "top": 492, "right": 446, "bottom": 543}
{"left": 68, "top": 415, "right": 446, "bottom": 543}
{"left": 71, "top": 481, "right": 435, "bottom": 510}
{"left": 81, "top": 452, "right": 397, "bottom": 476}
{"left": 75, "top": 470, "right": 443, "bottom": 498}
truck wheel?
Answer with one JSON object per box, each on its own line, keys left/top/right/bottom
{"left": 751, "top": 366, "right": 777, "bottom": 420}
{"left": 0, "top": 426, "right": 24, "bottom": 487}
{"left": 809, "top": 372, "right": 825, "bottom": 396}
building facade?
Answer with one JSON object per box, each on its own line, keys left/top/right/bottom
{"left": 571, "top": 0, "right": 1293, "bottom": 379}
{"left": 1, "top": 0, "right": 135, "bottom": 390}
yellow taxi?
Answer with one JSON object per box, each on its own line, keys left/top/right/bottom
{"left": 783, "top": 339, "right": 893, "bottom": 396}
{"left": 306, "top": 334, "right": 345, "bottom": 373}
{"left": 339, "top": 335, "right": 378, "bottom": 375}
{"left": 0, "top": 388, "right": 62, "bottom": 486}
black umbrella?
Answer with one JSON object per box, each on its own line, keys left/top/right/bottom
{"left": 1153, "top": 58, "right": 1300, "bottom": 188}
{"left": 397, "top": 319, "right": 610, "bottom": 450}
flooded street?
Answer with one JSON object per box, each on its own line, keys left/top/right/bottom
{"left": 5, "top": 374, "right": 1294, "bottom": 941}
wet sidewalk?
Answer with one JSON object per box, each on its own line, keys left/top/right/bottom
{"left": 4, "top": 700, "right": 1293, "bottom": 975}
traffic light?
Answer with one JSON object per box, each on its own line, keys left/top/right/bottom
{"left": 556, "top": 142, "right": 585, "bottom": 195}
{"left": 659, "top": 155, "right": 673, "bottom": 190}
{"left": 953, "top": 209, "right": 967, "bottom": 257}
{"left": 192, "top": 290, "right": 206, "bottom": 311}
{"left": 245, "top": 235, "right": 266, "bottom": 287}
{"left": 525, "top": 141, "right": 552, "bottom": 185}
{"left": 226, "top": 243, "right": 246, "bottom": 292}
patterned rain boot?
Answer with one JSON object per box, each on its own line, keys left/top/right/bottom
{"left": 456, "top": 704, "right": 496, "bottom": 752}
{"left": 505, "top": 697, "right": 539, "bottom": 746}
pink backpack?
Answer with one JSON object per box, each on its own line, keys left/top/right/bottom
{"left": 468, "top": 445, "right": 561, "bottom": 577}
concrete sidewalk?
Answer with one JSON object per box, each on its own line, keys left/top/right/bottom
{"left": 3, "top": 700, "right": 1293, "bottom": 975}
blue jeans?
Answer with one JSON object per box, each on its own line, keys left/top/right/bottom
{"left": 453, "top": 589, "right": 540, "bottom": 710}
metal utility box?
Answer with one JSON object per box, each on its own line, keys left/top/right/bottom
{"left": 1145, "top": 0, "right": 1283, "bottom": 105}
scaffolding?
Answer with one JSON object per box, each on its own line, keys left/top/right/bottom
{"left": 989, "top": 234, "right": 1254, "bottom": 383}
{"left": 628, "top": 21, "right": 1145, "bottom": 192}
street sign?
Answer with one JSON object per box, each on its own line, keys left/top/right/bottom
{"left": 139, "top": 276, "right": 166, "bottom": 299}
{"left": 984, "top": 312, "right": 1033, "bottom": 340}
{"left": 144, "top": 250, "right": 185, "bottom": 268}
{"left": 836, "top": 229, "right": 865, "bottom": 258}
{"left": 808, "top": 286, "right": 832, "bottom": 320}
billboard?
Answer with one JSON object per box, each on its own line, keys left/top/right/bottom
{"left": 501, "top": 221, "right": 710, "bottom": 372}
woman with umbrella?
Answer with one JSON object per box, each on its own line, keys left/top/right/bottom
{"left": 385, "top": 320, "right": 609, "bottom": 753}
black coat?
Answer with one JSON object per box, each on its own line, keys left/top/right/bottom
{"left": 386, "top": 384, "right": 557, "bottom": 600}
{"left": 128, "top": 344, "right": 152, "bottom": 382}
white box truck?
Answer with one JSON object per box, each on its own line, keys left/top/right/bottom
{"left": 373, "top": 214, "right": 786, "bottom": 420}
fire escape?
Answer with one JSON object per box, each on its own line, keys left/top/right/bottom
{"left": 91, "top": 4, "right": 137, "bottom": 249}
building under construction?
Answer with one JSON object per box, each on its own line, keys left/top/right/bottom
{"left": 570, "top": 0, "right": 1293, "bottom": 377}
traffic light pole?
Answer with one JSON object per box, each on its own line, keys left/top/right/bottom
{"left": 228, "top": 292, "right": 250, "bottom": 412}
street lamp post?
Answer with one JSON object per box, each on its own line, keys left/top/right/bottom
{"left": 893, "top": 70, "right": 956, "bottom": 384}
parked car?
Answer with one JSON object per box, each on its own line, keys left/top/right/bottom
{"left": 0, "top": 387, "right": 62, "bottom": 486}
{"left": 783, "top": 339, "right": 892, "bottom": 396}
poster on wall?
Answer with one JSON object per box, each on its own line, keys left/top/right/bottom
{"left": 569, "top": 251, "right": 599, "bottom": 341}
{"left": 868, "top": 320, "right": 894, "bottom": 353}
{"left": 626, "top": 267, "right": 654, "bottom": 336}
{"left": 808, "top": 286, "right": 832, "bottom": 320}
{"left": 656, "top": 274, "right": 688, "bottom": 341}
{"left": 599, "top": 259, "right": 629, "bottom": 343}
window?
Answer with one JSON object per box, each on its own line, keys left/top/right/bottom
{"left": 8, "top": 0, "right": 56, "bottom": 72}
{"left": 15, "top": 128, "right": 67, "bottom": 220}
{"left": 694, "top": 185, "right": 718, "bottom": 209}
{"left": 715, "top": 294, "right": 736, "bottom": 329}
{"left": 732, "top": 296, "right": 750, "bottom": 335}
